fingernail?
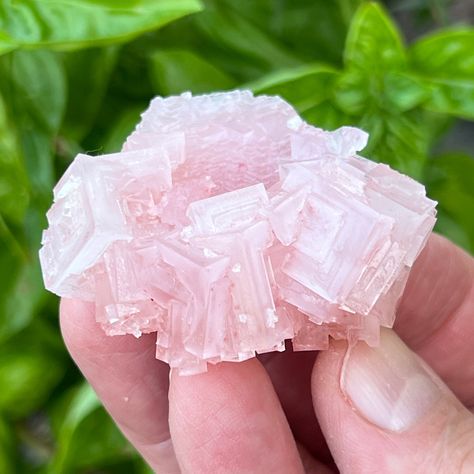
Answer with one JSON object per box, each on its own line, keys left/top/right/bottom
{"left": 341, "top": 328, "right": 441, "bottom": 432}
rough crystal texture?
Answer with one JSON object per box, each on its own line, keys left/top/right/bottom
{"left": 40, "top": 90, "right": 437, "bottom": 374}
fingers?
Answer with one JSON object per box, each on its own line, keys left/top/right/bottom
{"left": 258, "top": 350, "right": 332, "bottom": 462}
{"left": 169, "top": 358, "right": 305, "bottom": 474}
{"left": 60, "top": 299, "right": 179, "bottom": 473}
{"left": 312, "top": 329, "right": 474, "bottom": 473}
{"left": 396, "top": 233, "right": 474, "bottom": 405}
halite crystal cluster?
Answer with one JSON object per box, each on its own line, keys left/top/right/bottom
{"left": 40, "top": 91, "right": 437, "bottom": 375}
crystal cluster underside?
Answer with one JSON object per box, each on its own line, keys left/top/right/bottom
{"left": 39, "top": 90, "right": 437, "bottom": 375}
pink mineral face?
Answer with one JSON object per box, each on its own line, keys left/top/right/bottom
{"left": 40, "top": 90, "right": 437, "bottom": 375}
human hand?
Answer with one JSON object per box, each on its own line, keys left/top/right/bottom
{"left": 60, "top": 234, "right": 474, "bottom": 473}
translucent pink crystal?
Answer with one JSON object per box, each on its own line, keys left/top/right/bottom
{"left": 40, "top": 90, "right": 437, "bottom": 374}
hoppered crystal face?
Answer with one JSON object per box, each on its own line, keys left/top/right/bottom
{"left": 40, "top": 90, "right": 437, "bottom": 374}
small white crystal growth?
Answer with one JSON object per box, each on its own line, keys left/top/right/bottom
{"left": 40, "top": 90, "right": 437, "bottom": 375}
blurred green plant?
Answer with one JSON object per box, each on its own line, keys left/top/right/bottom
{"left": 0, "top": 0, "right": 472, "bottom": 472}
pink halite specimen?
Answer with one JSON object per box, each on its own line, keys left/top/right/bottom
{"left": 39, "top": 90, "right": 437, "bottom": 374}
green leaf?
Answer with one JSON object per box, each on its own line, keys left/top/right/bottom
{"left": 213, "top": 0, "right": 360, "bottom": 65}
{"left": 344, "top": 2, "right": 406, "bottom": 71}
{"left": 195, "top": 1, "right": 301, "bottom": 74}
{"left": 362, "top": 109, "right": 430, "bottom": 179}
{"left": 63, "top": 409, "right": 132, "bottom": 470}
{"left": 0, "top": 50, "right": 67, "bottom": 199}
{"left": 50, "top": 383, "right": 133, "bottom": 473}
{"left": 383, "top": 71, "right": 429, "bottom": 112}
{"left": 0, "top": 50, "right": 65, "bottom": 346}
{"left": 410, "top": 28, "right": 474, "bottom": 78}
{"left": 334, "top": 68, "right": 427, "bottom": 116}
{"left": 150, "top": 49, "right": 237, "bottom": 95}
{"left": 0, "top": 255, "right": 49, "bottom": 343}
{"left": 50, "top": 383, "right": 100, "bottom": 473}
{"left": 302, "top": 100, "right": 352, "bottom": 130}
{"left": 250, "top": 64, "right": 339, "bottom": 113}
{"left": 409, "top": 28, "right": 474, "bottom": 119}
{"left": 61, "top": 46, "right": 120, "bottom": 141}
{"left": 334, "top": 1, "right": 432, "bottom": 139}
{"left": 0, "top": 41, "right": 14, "bottom": 56}
{"left": 419, "top": 80, "right": 474, "bottom": 119}
{"left": 334, "top": 70, "right": 370, "bottom": 115}
{"left": 0, "top": 93, "right": 28, "bottom": 224}
{"left": 148, "top": 0, "right": 358, "bottom": 85}
{"left": 0, "top": 0, "right": 203, "bottom": 50}
{"left": 1, "top": 50, "right": 66, "bottom": 132}
{"left": 425, "top": 152, "right": 474, "bottom": 252}
{"left": 0, "top": 347, "right": 63, "bottom": 417}
{"left": 337, "top": 0, "right": 364, "bottom": 26}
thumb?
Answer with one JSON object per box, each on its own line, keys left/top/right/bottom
{"left": 312, "top": 329, "right": 474, "bottom": 473}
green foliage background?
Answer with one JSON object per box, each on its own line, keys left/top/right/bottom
{"left": 0, "top": 0, "right": 472, "bottom": 472}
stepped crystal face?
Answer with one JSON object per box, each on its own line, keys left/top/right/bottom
{"left": 40, "top": 91, "right": 437, "bottom": 375}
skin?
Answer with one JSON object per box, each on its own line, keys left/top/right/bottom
{"left": 60, "top": 234, "right": 474, "bottom": 473}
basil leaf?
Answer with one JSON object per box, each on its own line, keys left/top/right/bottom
{"left": 0, "top": 50, "right": 66, "bottom": 197}
{"left": 410, "top": 28, "right": 474, "bottom": 78}
{"left": 383, "top": 71, "right": 429, "bottom": 112}
{"left": 302, "top": 100, "right": 352, "bottom": 130}
{"left": 344, "top": 2, "right": 406, "bottom": 71}
{"left": 362, "top": 109, "right": 430, "bottom": 179}
{"left": 410, "top": 29, "right": 474, "bottom": 119}
{"left": 0, "top": 0, "right": 203, "bottom": 50}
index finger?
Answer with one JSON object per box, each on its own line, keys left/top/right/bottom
{"left": 60, "top": 299, "right": 180, "bottom": 472}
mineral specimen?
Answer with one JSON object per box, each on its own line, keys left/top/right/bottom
{"left": 39, "top": 90, "right": 437, "bottom": 374}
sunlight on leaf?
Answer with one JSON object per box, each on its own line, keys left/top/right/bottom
{"left": 50, "top": 383, "right": 101, "bottom": 473}
{"left": 0, "top": 0, "right": 203, "bottom": 50}
{"left": 409, "top": 28, "right": 474, "bottom": 119}
{"left": 344, "top": 2, "right": 406, "bottom": 71}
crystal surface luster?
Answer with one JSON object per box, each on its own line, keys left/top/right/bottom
{"left": 40, "top": 90, "right": 437, "bottom": 374}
